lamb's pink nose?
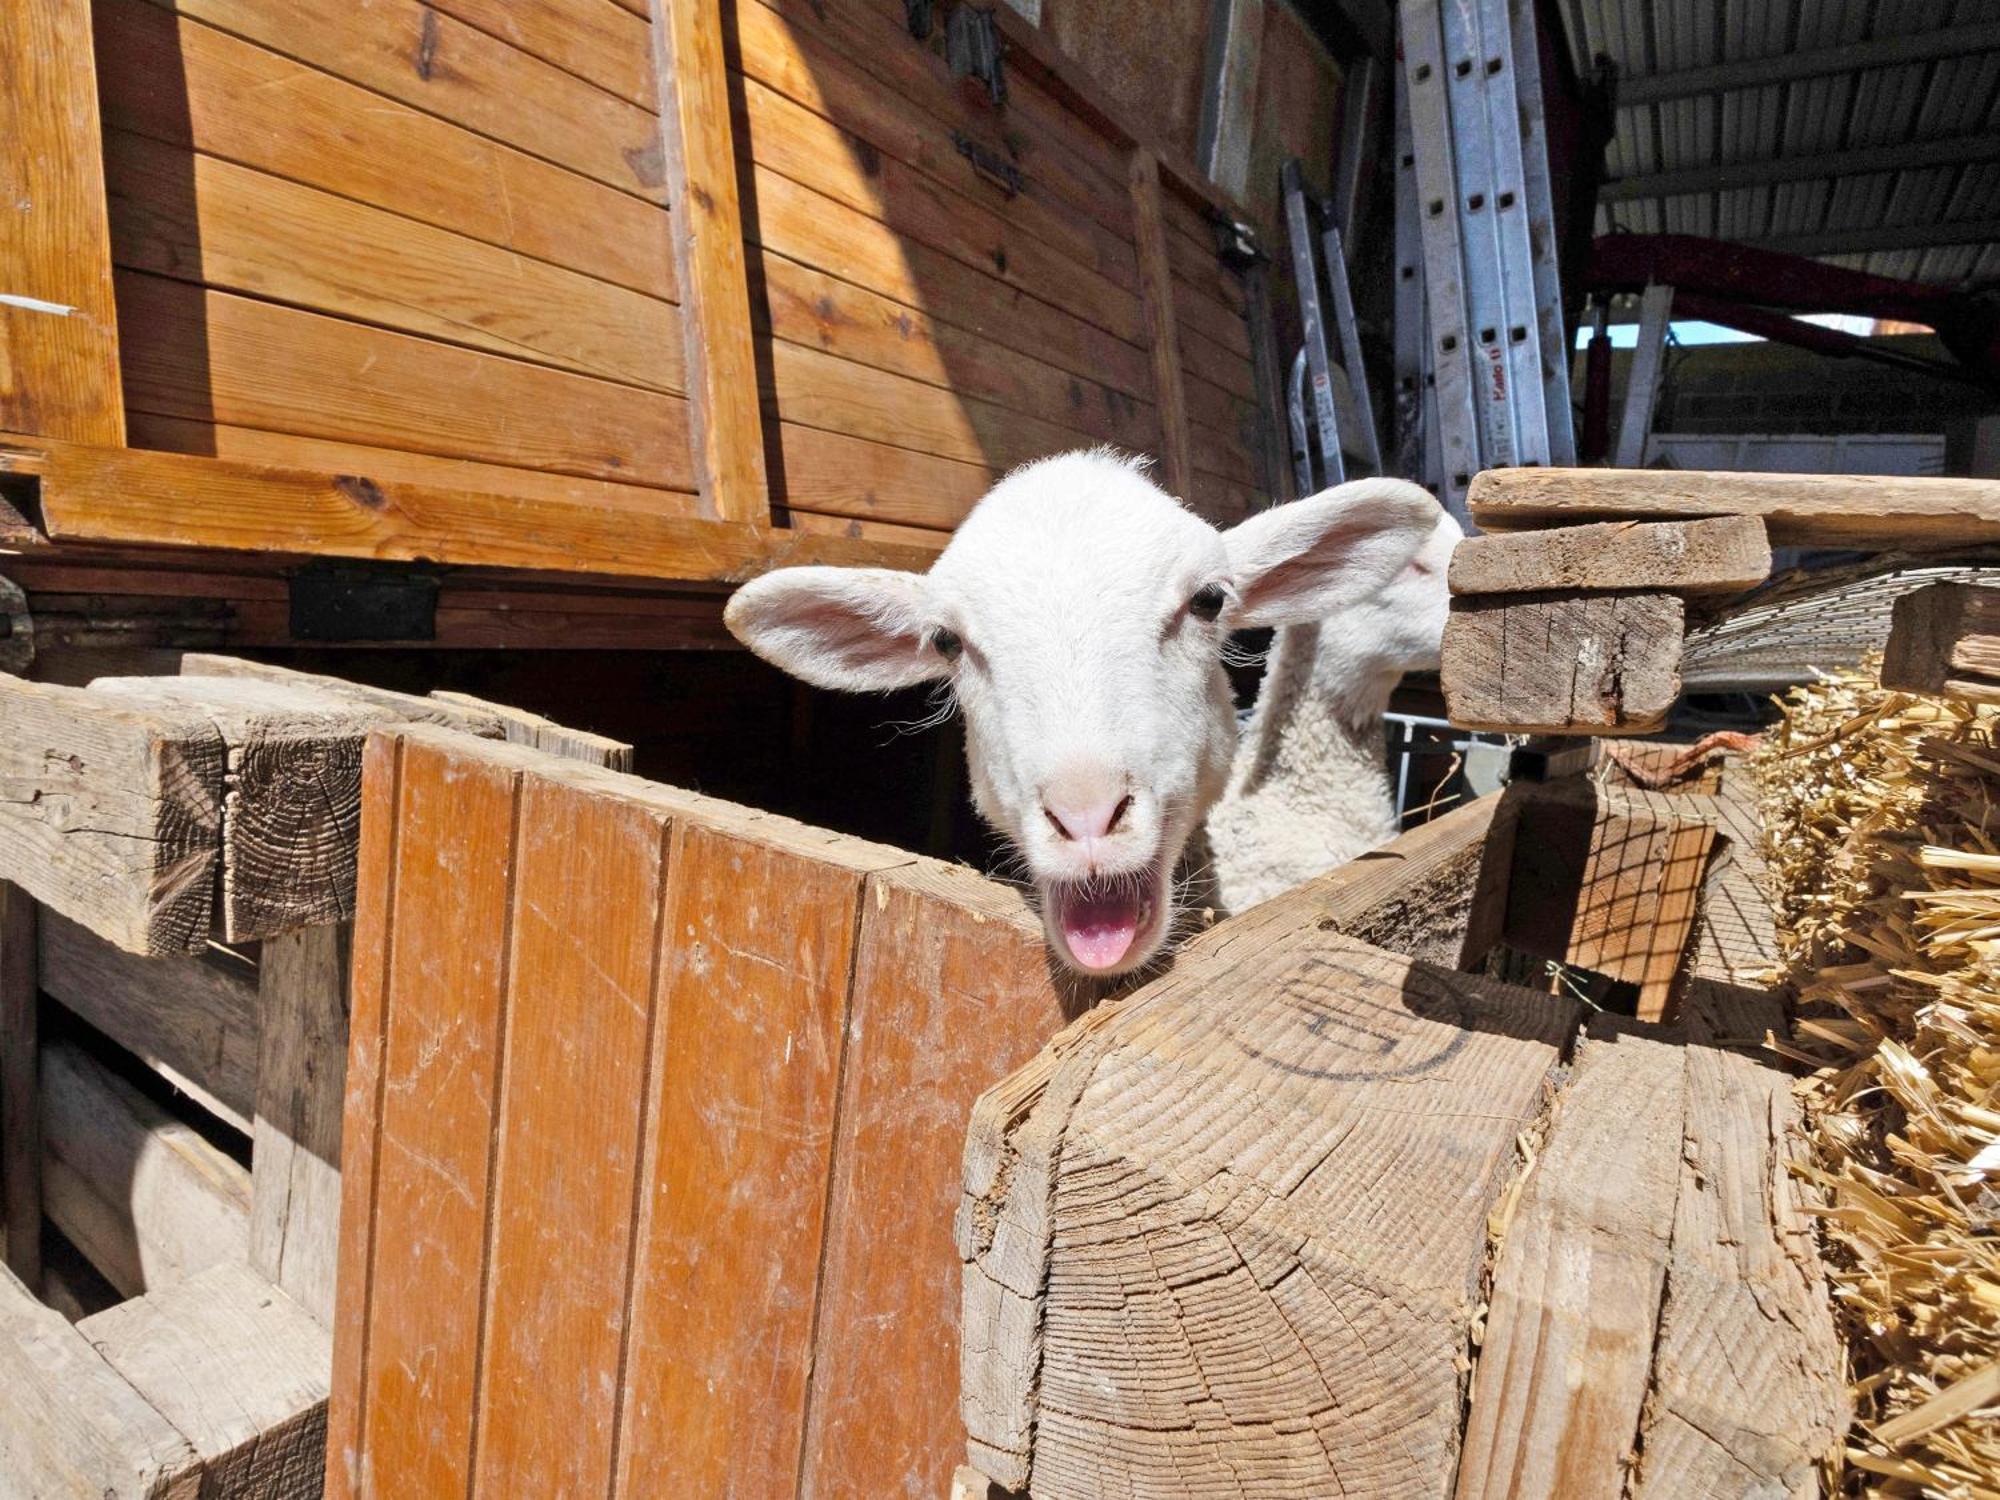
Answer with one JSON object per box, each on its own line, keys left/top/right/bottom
{"left": 1043, "top": 792, "right": 1132, "bottom": 842}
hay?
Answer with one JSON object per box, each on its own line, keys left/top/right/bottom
{"left": 1754, "top": 665, "right": 2000, "bottom": 1498}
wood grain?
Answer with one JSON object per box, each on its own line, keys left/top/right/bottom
{"left": 251, "top": 924, "right": 350, "bottom": 1326}
{"left": 1442, "top": 592, "right": 1685, "bottom": 736}
{"left": 1881, "top": 581, "right": 2000, "bottom": 704}
{"left": 1128, "top": 150, "right": 1196, "bottom": 499}
{"left": 1449, "top": 516, "right": 1773, "bottom": 598}
{"left": 652, "top": 0, "right": 769, "bottom": 522}
{"left": 0, "top": 0, "right": 125, "bottom": 444}
{"left": 1470, "top": 465, "right": 2000, "bottom": 548}
{"left": 425, "top": 0, "right": 654, "bottom": 105}
{"left": 430, "top": 691, "right": 635, "bottom": 770}
{"left": 0, "top": 883, "right": 38, "bottom": 1288}
{"left": 38, "top": 908, "right": 256, "bottom": 1132}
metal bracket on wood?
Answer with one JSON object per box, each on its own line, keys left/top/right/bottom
{"left": 289, "top": 562, "right": 440, "bottom": 643}
{"left": 953, "top": 131, "right": 1022, "bottom": 196}
{"left": 945, "top": 6, "right": 1007, "bottom": 104}
{"left": 1211, "top": 213, "right": 1263, "bottom": 270}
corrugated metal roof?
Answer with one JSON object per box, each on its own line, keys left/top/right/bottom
{"left": 1562, "top": 0, "right": 2000, "bottom": 281}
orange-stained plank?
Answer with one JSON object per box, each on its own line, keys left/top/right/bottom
{"left": 356, "top": 735, "right": 520, "bottom": 1498}
{"left": 799, "top": 863, "right": 1070, "bottom": 1499}
{"left": 651, "top": 0, "right": 768, "bottom": 522}
{"left": 1, "top": 0, "right": 124, "bottom": 443}
{"left": 613, "top": 821, "right": 887, "bottom": 1498}
{"left": 471, "top": 777, "right": 669, "bottom": 1496}
{"left": 326, "top": 732, "right": 402, "bottom": 1500}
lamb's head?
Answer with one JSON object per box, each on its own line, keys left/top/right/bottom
{"left": 725, "top": 451, "right": 1447, "bottom": 977}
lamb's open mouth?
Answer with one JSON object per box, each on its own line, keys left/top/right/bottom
{"left": 1043, "top": 863, "right": 1167, "bottom": 975}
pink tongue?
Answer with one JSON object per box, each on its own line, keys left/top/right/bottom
{"left": 1062, "top": 889, "right": 1140, "bottom": 970}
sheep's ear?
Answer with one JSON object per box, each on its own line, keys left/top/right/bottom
{"left": 724, "top": 566, "right": 947, "bottom": 692}
{"left": 1221, "top": 478, "right": 1446, "bottom": 628}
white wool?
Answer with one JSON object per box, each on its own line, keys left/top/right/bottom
{"left": 724, "top": 449, "right": 1457, "bottom": 975}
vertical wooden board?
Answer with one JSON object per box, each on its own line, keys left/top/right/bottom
{"left": 0, "top": 882, "right": 39, "bottom": 1288}
{"left": 0, "top": 0, "right": 125, "bottom": 444}
{"left": 1128, "top": 149, "right": 1195, "bottom": 500}
{"left": 652, "top": 0, "right": 769, "bottom": 522}
{"left": 471, "top": 779, "right": 667, "bottom": 1498}
{"left": 613, "top": 822, "right": 871, "bottom": 1499}
{"left": 326, "top": 733, "right": 401, "bottom": 1500}
{"left": 354, "top": 735, "right": 519, "bottom": 1500}
{"left": 800, "top": 864, "right": 1066, "bottom": 1500}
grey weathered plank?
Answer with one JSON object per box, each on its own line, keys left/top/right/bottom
{"left": 1449, "top": 516, "right": 1772, "bottom": 598}
{"left": 1880, "top": 581, "right": 2000, "bottom": 704}
{"left": 0, "top": 674, "right": 225, "bottom": 955}
{"left": 177, "top": 654, "right": 506, "bottom": 737}
{"left": 1442, "top": 592, "right": 1685, "bottom": 735}
{"left": 430, "top": 688, "right": 635, "bottom": 769}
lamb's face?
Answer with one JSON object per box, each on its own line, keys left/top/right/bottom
{"left": 724, "top": 452, "right": 1449, "bottom": 979}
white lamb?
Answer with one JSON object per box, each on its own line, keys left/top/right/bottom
{"left": 725, "top": 450, "right": 1460, "bottom": 977}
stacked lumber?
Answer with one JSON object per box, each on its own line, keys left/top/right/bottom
{"left": 1442, "top": 467, "right": 2000, "bottom": 734}
{"left": 0, "top": 660, "right": 628, "bottom": 1498}
{"left": 957, "top": 777, "right": 1846, "bottom": 1498}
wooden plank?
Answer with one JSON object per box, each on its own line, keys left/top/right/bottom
{"left": 424, "top": 0, "right": 654, "bottom": 105}
{"left": 1442, "top": 592, "right": 1685, "bottom": 736}
{"left": 351, "top": 733, "right": 518, "bottom": 1498}
{"left": 95, "top": 0, "right": 673, "bottom": 300}
{"left": 1470, "top": 465, "right": 2000, "bottom": 548}
{"left": 1504, "top": 782, "right": 1718, "bottom": 1020}
{"left": 430, "top": 692, "right": 635, "bottom": 770}
{"left": 785, "top": 508, "right": 952, "bottom": 550}
{"left": 105, "top": 131, "right": 684, "bottom": 393}
{"left": 958, "top": 930, "right": 1575, "bottom": 1493}
{"left": 0, "top": 883, "right": 38, "bottom": 1288}
{"left": 773, "top": 423, "right": 994, "bottom": 532}
{"left": 250, "top": 924, "right": 349, "bottom": 1327}
{"left": 115, "top": 273, "right": 698, "bottom": 493}
{"left": 148, "top": 0, "right": 663, "bottom": 202}
{"left": 87, "top": 675, "right": 394, "bottom": 941}
{"left": 0, "top": 674, "right": 224, "bottom": 955}
{"left": 82, "top": 1259, "right": 330, "bottom": 1498}
{"left": 39, "top": 910, "right": 256, "bottom": 1133}
{"left": 1629, "top": 1044, "right": 1849, "bottom": 1495}
{"left": 41, "top": 1039, "right": 250, "bottom": 1299}
{"left": 0, "top": 0, "right": 125, "bottom": 444}
{"left": 1449, "top": 516, "right": 1774, "bottom": 598}
{"left": 174, "top": 655, "right": 502, "bottom": 737}
{"left": 12, "top": 434, "right": 940, "bottom": 583}
{"left": 1456, "top": 1020, "right": 1687, "bottom": 1500}
{"left": 651, "top": 0, "right": 769, "bottom": 522}
{"left": 1881, "top": 581, "right": 2000, "bottom": 703}
{"left": 0, "top": 1262, "right": 199, "bottom": 1499}
{"left": 800, "top": 862, "right": 1075, "bottom": 1499}
{"left": 613, "top": 819, "right": 889, "bottom": 1497}
{"left": 325, "top": 734, "right": 399, "bottom": 1500}
{"left": 473, "top": 778, "right": 666, "bottom": 1497}
{"left": 1129, "top": 150, "right": 1196, "bottom": 499}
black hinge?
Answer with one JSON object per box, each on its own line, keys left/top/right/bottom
{"left": 1211, "top": 213, "right": 1263, "bottom": 270}
{"left": 953, "top": 130, "right": 1022, "bottom": 196}
{"left": 945, "top": 6, "right": 1006, "bottom": 105}
{"left": 289, "top": 562, "right": 439, "bottom": 642}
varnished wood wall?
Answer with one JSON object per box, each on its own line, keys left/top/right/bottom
{"left": 327, "top": 725, "right": 1076, "bottom": 1497}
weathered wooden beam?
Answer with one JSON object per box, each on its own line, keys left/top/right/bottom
{"left": 649, "top": 0, "right": 769, "bottom": 524}
{"left": 89, "top": 675, "right": 396, "bottom": 941}
{"left": 178, "top": 655, "right": 503, "bottom": 737}
{"left": 1442, "top": 592, "right": 1685, "bottom": 736}
{"left": 5, "top": 434, "right": 938, "bottom": 583}
{"left": 1880, "top": 582, "right": 2000, "bottom": 704}
{"left": 430, "top": 690, "right": 635, "bottom": 770}
{"left": 1470, "top": 466, "right": 2000, "bottom": 549}
{"left": 0, "top": 882, "right": 38, "bottom": 1289}
{"left": 957, "top": 926, "right": 1575, "bottom": 1493}
{"left": 38, "top": 909, "right": 257, "bottom": 1133}
{"left": 0, "top": 0, "right": 125, "bottom": 445}
{"left": 0, "top": 673, "right": 225, "bottom": 955}
{"left": 1128, "top": 149, "right": 1196, "bottom": 500}
{"left": 41, "top": 1040, "right": 250, "bottom": 1299}
{"left": 1504, "top": 782, "right": 1718, "bottom": 1021}
{"left": 81, "top": 1260, "right": 330, "bottom": 1497}
{"left": 1449, "top": 516, "right": 1772, "bottom": 597}
{"left": 250, "top": 924, "right": 349, "bottom": 1326}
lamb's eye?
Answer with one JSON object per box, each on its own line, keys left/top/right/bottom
{"left": 931, "top": 627, "right": 963, "bottom": 661}
{"left": 1188, "top": 584, "right": 1227, "bottom": 622}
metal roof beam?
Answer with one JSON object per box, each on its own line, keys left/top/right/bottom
{"left": 1601, "top": 133, "right": 2000, "bottom": 202}
{"left": 1753, "top": 218, "right": 2000, "bottom": 257}
{"left": 1617, "top": 23, "right": 2000, "bottom": 106}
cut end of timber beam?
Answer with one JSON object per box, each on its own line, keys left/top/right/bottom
{"left": 1880, "top": 582, "right": 2000, "bottom": 705}
{"left": 1442, "top": 591, "right": 1684, "bottom": 735}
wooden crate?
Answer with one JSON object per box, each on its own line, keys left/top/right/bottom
{"left": 0, "top": 0, "right": 1279, "bottom": 594}
{"left": 0, "top": 661, "right": 629, "bottom": 1497}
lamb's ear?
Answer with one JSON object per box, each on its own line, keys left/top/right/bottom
{"left": 724, "top": 566, "right": 947, "bottom": 692}
{"left": 1221, "top": 478, "right": 1445, "bottom": 628}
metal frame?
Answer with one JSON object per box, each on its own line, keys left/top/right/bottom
{"left": 1613, "top": 282, "right": 1674, "bottom": 469}
{"left": 1321, "top": 224, "right": 1382, "bottom": 474}
{"left": 1282, "top": 159, "right": 1345, "bottom": 489}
